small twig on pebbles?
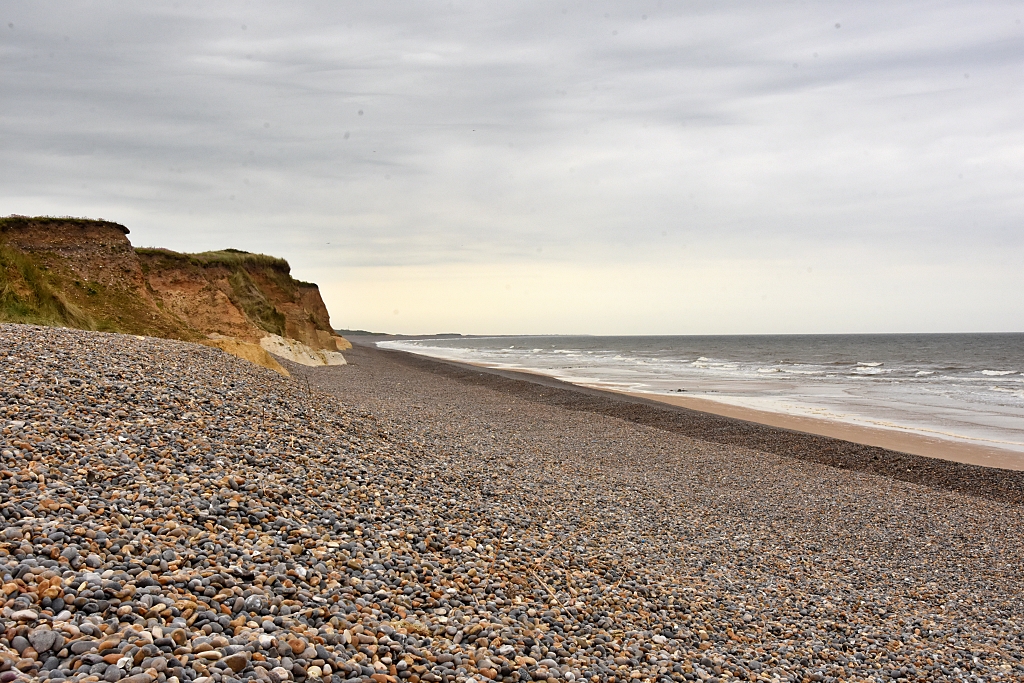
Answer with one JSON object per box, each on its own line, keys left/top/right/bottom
{"left": 528, "top": 566, "right": 563, "bottom": 609}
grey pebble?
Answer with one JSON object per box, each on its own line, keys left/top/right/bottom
{"left": 0, "top": 323, "right": 1019, "bottom": 683}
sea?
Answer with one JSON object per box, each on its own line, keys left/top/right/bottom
{"left": 377, "top": 333, "right": 1024, "bottom": 454}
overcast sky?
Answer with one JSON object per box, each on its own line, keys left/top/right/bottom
{"left": 2, "top": 1, "right": 1022, "bottom": 334}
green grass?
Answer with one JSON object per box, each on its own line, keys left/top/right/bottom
{"left": 1, "top": 237, "right": 185, "bottom": 337}
{"left": 335, "top": 328, "right": 388, "bottom": 336}
{"left": 1, "top": 215, "right": 129, "bottom": 234}
{"left": 227, "top": 267, "right": 287, "bottom": 336}
{"left": 0, "top": 241, "right": 95, "bottom": 328}
{"left": 1, "top": 218, "right": 326, "bottom": 340}
{"left": 134, "top": 247, "right": 291, "bottom": 273}
{"left": 192, "top": 249, "right": 291, "bottom": 273}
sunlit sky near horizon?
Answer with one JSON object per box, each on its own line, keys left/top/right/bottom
{"left": 2, "top": 2, "right": 1023, "bottom": 335}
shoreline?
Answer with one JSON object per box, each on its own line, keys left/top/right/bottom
{"left": 357, "top": 338, "right": 1024, "bottom": 471}
{"left": 617, "top": 390, "right": 1024, "bottom": 470}
{"left": 349, "top": 337, "right": 1024, "bottom": 504}
{"left": 6, "top": 324, "right": 1021, "bottom": 683}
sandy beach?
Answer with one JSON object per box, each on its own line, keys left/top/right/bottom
{"left": 2, "top": 324, "right": 1023, "bottom": 683}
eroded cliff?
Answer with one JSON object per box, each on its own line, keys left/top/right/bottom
{"left": 0, "top": 216, "right": 349, "bottom": 358}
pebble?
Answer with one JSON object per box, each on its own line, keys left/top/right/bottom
{"left": 0, "top": 323, "right": 1022, "bottom": 683}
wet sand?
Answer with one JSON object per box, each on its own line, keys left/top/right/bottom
{"left": 619, "top": 391, "right": 1024, "bottom": 471}
{"left": 350, "top": 337, "right": 1024, "bottom": 505}
{"left": 361, "top": 338, "right": 1024, "bottom": 470}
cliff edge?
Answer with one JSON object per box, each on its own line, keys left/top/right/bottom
{"left": 0, "top": 215, "right": 350, "bottom": 367}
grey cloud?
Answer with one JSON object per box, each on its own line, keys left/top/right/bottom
{"left": 1, "top": 1, "right": 1022, "bottom": 324}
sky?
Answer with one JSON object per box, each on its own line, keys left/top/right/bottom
{"left": 2, "top": 1, "right": 1023, "bottom": 335}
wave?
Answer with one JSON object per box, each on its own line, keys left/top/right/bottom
{"left": 691, "top": 361, "right": 738, "bottom": 370}
{"left": 376, "top": 335, "right": 1024, "bottom": 451}
{"left": 752, "top": 366, "right": 827, "bottom": 375}
{"left": 851, "top": 366, "right": 892, "bottom": 375}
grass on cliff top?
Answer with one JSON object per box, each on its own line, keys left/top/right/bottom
{"left": 1, "top": 214, "right": 130, "bottom": 234}
{"left": 336, "top": 328, "right": 388, "bottom": 336}
{"left": 135, "top": 247, "right": 291, "bottom": 273}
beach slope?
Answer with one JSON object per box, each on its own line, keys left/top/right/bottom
{"left": 1, "top": 324, "right": 1022, "bottom": 683}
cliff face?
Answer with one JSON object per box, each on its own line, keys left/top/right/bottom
{"left": 0, "top": 216, "right": 348, "bottom": 352}
{"left": 135, "top": 248, "right": 347, "bottom": 352}
{"left": 0, "top": 216, "right": 184, "bottom": 337}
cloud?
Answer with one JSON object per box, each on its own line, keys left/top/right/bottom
{"left": 2, "top": 1, "right": 1022, "bottom": 332}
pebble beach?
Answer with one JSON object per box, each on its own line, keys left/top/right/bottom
{"left": 1, "top": 324, "right": 1023, "bottom": 683}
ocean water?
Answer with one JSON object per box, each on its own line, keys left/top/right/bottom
{"left": 378, "top": 334, "right": 1024, "bottom": 454}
